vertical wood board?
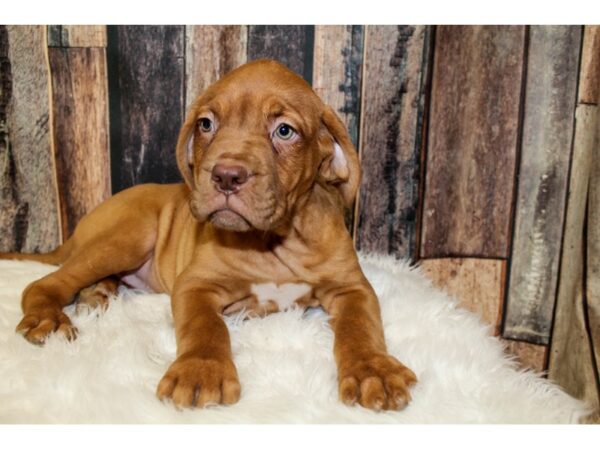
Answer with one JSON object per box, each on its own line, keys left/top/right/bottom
{"left": 419, "top": 257, "right": 505, "bottom": 335}
{"left": 579, "top": 26, "right": 600, "bottom": 105}
{"left": 501, "top": 340, "right": 547, "bottom": 373}
{"left": 247, "top": 26, "right": 314, "bottom": 84}
{"left": 504, "top": 26, "right": 582, "bottom": 344}
{"left": 0, "top": 25, "right": 61, "bottom": 252}
{"left": 49, "top": 47, "right": 111, "bottom": 238}
{"left": 420, "top": 25, "right": 526, "bottom": 258}
{"left": 355, "top": 25, "right": 431, "bottom": 259}
{"left": 185, "top": 26, "right": 247, "bottom": 111}
{"left": 107, "top": 26, "right": 185, "bottom": 193}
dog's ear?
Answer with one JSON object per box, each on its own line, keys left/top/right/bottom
{"left": 176, "top": 111, "right": 197, "bottom": 189}
{"left": 318, "top": 106, "right": 361, "bottom": 206}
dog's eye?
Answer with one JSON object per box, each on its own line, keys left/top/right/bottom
{"left": 198, "top": 118, "right": 213, "bottom": 133}
{"left": 274, "top": 123, "right": 295, "bottom": 140}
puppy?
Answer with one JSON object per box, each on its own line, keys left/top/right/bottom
{"left": 2, "top": 60, "right": 416, "bottom": 411}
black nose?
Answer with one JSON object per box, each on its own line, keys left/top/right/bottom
{"left": 211, "top": 164, "right": 249, "bottom": 194}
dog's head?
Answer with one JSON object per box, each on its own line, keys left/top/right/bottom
{"left": 176, "top": 60, "right": 360, "bottom": 233}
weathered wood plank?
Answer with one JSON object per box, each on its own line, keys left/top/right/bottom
{"left": 420, "top": 26, "right": 526, "bottom": 258}
{"left": 419, "top": 257, "right": 505, "bottom": 335}
{"left": 504, "top": 26, "right": 582, "bottom": 344}
{"left": 48, "top": 25, "right": 107, "bottom": 47}
{"left": 247, "top": 26, "right": 314, "bottom": 83}
{"left": 0, "top": 25, "right": 61, "bottom": 252}
{"left": 501, "top": 340, "right": 547, "bottom": 373}
{"left": 548, "top": 104, "right": 599, "bottom": 423}
{"left": 313, "top": 25, "right": 364, "bottom": 232}
{"left": 107, "top": 26, "right": 184, "bottom": 193}
{"left": 579, "top": 26, "right": 600, "bottom": 105}
{"left": 49, "top": 47, "right": 110, "bottom": 238}
{"left": 587, "top": 104, "right": 600, "bottom": 408}
{"left": 355, "top": 25, "right": 432, "bottom": 259}
{"left": 185, "top": 26, "right": 247, "bottom": 111}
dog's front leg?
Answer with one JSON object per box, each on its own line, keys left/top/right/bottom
{"left": 157, "top": 280, "right": 240, "bottom": 408}
{"left": 320, "top": 282, "right": 417, "bottom": 411}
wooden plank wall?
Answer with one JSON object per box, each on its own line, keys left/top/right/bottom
{"left": 1, "top": 25, "right": 598, "bottom": 420}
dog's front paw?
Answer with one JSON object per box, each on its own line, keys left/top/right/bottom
{"left": 338, "top": 353, "right": 417, "bottom": 411}
{"left": 157, "top": 355, "right": 241, "bottom": 409}
{"left": 16, "top": 307, "right": 78, "bottom": 345}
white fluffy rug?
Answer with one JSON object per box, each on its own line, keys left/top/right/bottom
{"left": 0, "top": 254, "right": 587, "bottom": 423}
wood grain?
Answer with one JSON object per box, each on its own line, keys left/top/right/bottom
{"left": 501, "top": 340, "right": 547, "bottom": 373}
{"left": 504, "top": 26, "right": 582, "bottom": 345}
{"left": 313, "top": 25, "right": 365, "bottom": 232}
{"left": 579, "top": 26, "right": 600, "bottom": 105}
{"left": 49, "top": 47, "right": 110, "bottom": 238}
{"left": 48, "top": 25, "right": 107, "bottom": 47}
{"left": 185, "top": 26, "right": 247, "bottom": 111}
{"left": 355, "top": 25, "right": 432, "bottom": 259}
{"left": 548, "top": 103, "right": 599, "bottom": 423}
{"left": 247, "top": 26, "right": 314, "bottom": 83}
{"left": 420, "top": 26, "right": 526, "bottom": 259}
{"left": 0, "top": 25, "right": 61, "bottom": 252}
{"left": 419, "top": 257, "right": 505, "bottom": 335}
{"left": 587, "top": 104, "right": 600, "bottom": 403}
{"left": 107, "top": 26, "right": 185, "bottom": 193}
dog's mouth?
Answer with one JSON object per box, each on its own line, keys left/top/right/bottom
{"left": 208, "top": 208, "right": 252, "bottom": 232}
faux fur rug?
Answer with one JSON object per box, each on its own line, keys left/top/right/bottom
{"left": 0, "top": 255, "right": 587, "bottom": 423}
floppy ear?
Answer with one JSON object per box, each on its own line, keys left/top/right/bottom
{"left": 319, "top": 106, "right": 361, "bottom": 206}
{"left": 175, "top": 111, "right": 197, "bottom": 189}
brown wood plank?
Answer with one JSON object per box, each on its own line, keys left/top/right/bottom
{"left": 579, "top": 26, "right": 600, "bottom": 105}
{"left": 49, "top": 47, "right": 111, "bottom": 238}
{"left": 107, "top": 26, "right": 185, "bottom": 193}
{"left": 247, "top": 26, "right": 314, "bottom": 83}
{"left": 355, "top": 25, "right": 432, "bottom": 259}
{"left": 501, "top": 340, "right": 547, "bottom": 373}
{"left": 419, "top": 257, "right": 505, "bottom": 335}
{"left": 0, "top": 25, "right": 61, "bottom": 252}
{"left": 48, "top": 25, "right": 107, "bottom": 47}
{"left": 420, "top": 26, "right": 526, "bottom": 258}
{"left": 504, "top": 26, "right": 582, "bottom": 345}
{"left": 548, "top": 103, "right": 600, "bottom": 423}
{"left": 313, "top": 25, "right": 364, "bottom": 232}
{"left": 185, "top": 26, "right": 247, "bottom": 111}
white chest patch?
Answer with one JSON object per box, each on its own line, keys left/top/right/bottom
{"left": 250, "top": 282, "right": 312, "bottom": 310}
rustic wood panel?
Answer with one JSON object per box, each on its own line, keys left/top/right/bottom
{"left": 419, "top": 257, "right": 505, "bottom": 335}
{"left": 355, "top": 25, "right": 432, "bottom": 259}
{"left": 420, "top": 26, "right": 526, "bottom": 258}
{"left": 185, "top": 26, "right": 247, "bottom": 111}
{"left": 504, "top": 26, "right": 582, "bottom": 345}
{"left": 548, "top": 103, "right": 599, "bottom": 423}
{"left": 313, "top": 25, "right": 365, "bottom": 232}
{"left": 587, "top": 105, "right": 600, "bottom": 398}
{"left": 579, "top": 26, "right": 600, "bottom": 105}
{"left": 107, "top": 26, "right": 184, "bottom": 193}
{"left": 501, "top": 340, "right": 547, "bottom": 373}
{"left": 0, "top": 25, "right": 61, "bottom": 252}
{"left": 49, "top": 47, "right": 110, "bottom": 238}
{"left": 247, "top": 26, "right": 314, "bottom": 83}
{"left": 48, "top": 26, "right": 107, "bottom": 48}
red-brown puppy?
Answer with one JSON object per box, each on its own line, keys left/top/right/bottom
{"left": 2, "top": 60, "right": 416, "bottom": 411}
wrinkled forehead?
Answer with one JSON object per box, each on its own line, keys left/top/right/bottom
{"left": 194, "top": 62, "right": 323, "bottom": 130}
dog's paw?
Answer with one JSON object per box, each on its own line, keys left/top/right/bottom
{"left": 15, "top": 307, "right": 78, "bottom": 345}
{"left": 338, "top": 353, "right": 417, "bottom": 411}
{"left": 156, "top": 355, "right": 241, "bottom": 409}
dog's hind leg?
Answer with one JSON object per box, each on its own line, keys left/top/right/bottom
{"left": 74, "top": 276, "right": 120, "bottom": 314}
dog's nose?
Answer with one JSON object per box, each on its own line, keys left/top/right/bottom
{"left": 211, "top": 164, "right": 249, "bottom": 194}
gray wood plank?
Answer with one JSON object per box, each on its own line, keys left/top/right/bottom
{"left": 354, "top": 25, "right": 432, "bottom": 259}
{"left": 0, "top": 25, "right": 61, "bottom": 252}
{"left": 504, "top": 26, "right": 582, "bottom": 344}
